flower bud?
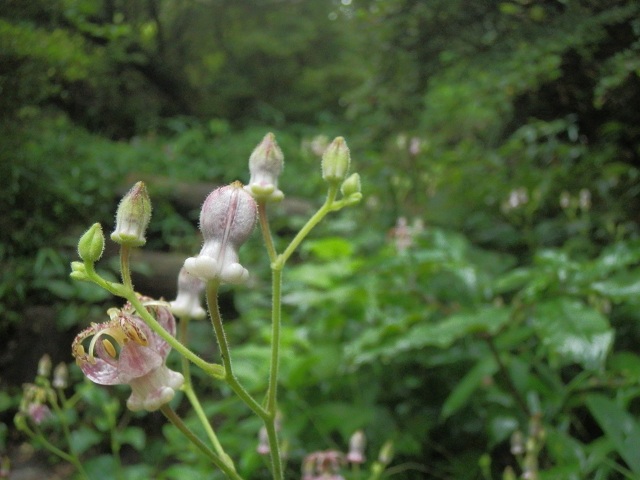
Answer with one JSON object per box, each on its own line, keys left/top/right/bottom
{"left": 111, "top": 181, "right": 152, "bottom": 247}
{"left": 37, "top": 354, "right": 52, "bottom": 378}
{"left": 378, "top": 440, "right": 393, "bottom": 465}
{"left": 341, "top": 172, "right": 362, "bottom": 205}
{"left": 257, "top": 426, "right": 270, "bottom": 455}
{"left": 78, "top": 223, "right": 105, "bottom": 263}
{"left": 346, "top": 430, "right": 366, "bottom": 464}
{"left": 245, "top": 132, "right": 285, "bottom": 202}
{"left": 322, "top": 136, "right": 350, "bottom": 184}
{"left": 70, "top": 261, "right": 89, "bottom": 281}
{"left": 53, "top": 362, "right": 69, "bottom": 389}
{"left": 170, "top": 267, "right": 206, "bottom": 319}
{"left": 184, "top": 182, "right": 257, "bottom": 284}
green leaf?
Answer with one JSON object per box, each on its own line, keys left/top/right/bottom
{"left": 585, "top": 394, "right": 640, "bottom": 473}
{"left": 70, "top": 425, "right": 103, "bottom": 455}
{"left": 591, "top": 272, "right": 640, "bottom": 302}
{"left": 532, "top": 299, "right": 613, "bottom": 370}
{"left": 441, "top": 356, "right": 498, "bottom": 419}
{"left": 115, "top": 426, "right": 146, "bottom": 451}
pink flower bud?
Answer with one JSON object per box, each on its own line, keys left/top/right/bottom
{"left": 184, "top": 182, "right": 257, "bottom": 284}
{"left": 170, "top": 267, "right": 206, "bottom": 319}
{"left": 245, "top": 133, "right": 285, "bottom": 202}
{"left": 346, "top": 430, "right": 366, "bottom": 464}
{"left": 111, "top": 182, "right": 152, "bottom": 247}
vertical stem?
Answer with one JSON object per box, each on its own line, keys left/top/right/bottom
{"left": 258, "top": 202, "right": 277, "bottom": 263}
{"left": 266, "top": 267, "right": 282, "bottom": 413}
{"left": 205, "top": 281, "right": 267, "bottom": 418}
{"left": 205, "top": 280, "right": 233, "bottom": 374}
{"left": 179, "top": 318, "right": 231, "bottom": 466}
{"left": 160, "top": 406, "right": 243, "bottom": 480}
{"left": 119, "top": 244, "right": 133, "bottom": 290}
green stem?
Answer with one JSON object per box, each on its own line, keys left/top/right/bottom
{"left": 266, "top": 267, "right": 282, "bottom": 414}
{"left": 119, "top": 244, "right": 133, "bottom": 290}
{"left": 47, "top": 394, "right": 89, "bottom": 478}
{"left": 205, "top": 282, "right": 267, "bottom": 419}
{"left": 24, "top": 423, "right": 89, "bottom": 479}
{"left": 126, "top": 293, "right": 225, "bottom": 379}
{"left": 160, "top": 405, "right": 243, "bottom": 480}
{"left": 258, "top": 202, "right": 277, "bottom": 263}
{"left": 179, "top": 317, "right": 231, "bottom": 467}
{"left": 263, "top": 420, "right": 283, "bottom": 480}
{"left": 279, "top": 185, "right": 339, "bottom": 266}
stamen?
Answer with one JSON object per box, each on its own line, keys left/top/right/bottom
{"left": 102, "top": 339, "right": 117, "bottom": 358}
{"left": 120, "top": 316, "right": 148, "bottom": 346}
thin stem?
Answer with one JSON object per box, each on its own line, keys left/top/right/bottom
{"left": 119, "top": 244, "right": 133, "bottom": 290}
{"left": 279, "top": 185, "right": 339, "bottom": 266}
{"left": 266, "top": 267, "right": 282, "bottom": 413}
{"left": 484, "top": 334, "right": 531, "bottom": 418}
{"left": 179, "top": 317, "right": 231, "bottom": 467}
{"left": 126, "top": 293, "right": 225, "bottom": 380}
{"left": 160, "top": 405, "right": 243, "bottom": 480}
{"left": 205, "top": 281, "right": 268, "bottom": 418}
{"left": 47, "top": 394, "right": 89, "bottom": 478}
{"left": 24, "top": 423, "right": 89, "bottom": 479}
{"left": 263, "top": 420, "right": 283, "bottom": 480}
{"left": 258, "top": 202, "right": 277, "bottom": 262}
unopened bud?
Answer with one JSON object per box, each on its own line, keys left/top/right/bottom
{"left": 70, "top": 261, "right": 89, "bottom": 281}
{"left": 378, "top": 440, "right": 393, "bottom": 465}
{"left": 170, "top": 267, "right": 206, "bottom": 319}
{"left": 245, "top": 132, "right": 285, "bottom": 202}
{"left": 78, "top": 223, "right": 105, "bottom": 263}
{"left": 37, "top": 354, "right": 52, "bottom": 378}
{"left": 510, "top": 430, "right": 524, "bottom": 456}
{"left": 322, "top": 137, "right": 351, "bottom": 184}
{"left": 346, "top": 430, "right": 366, "bottom": 464}
{"left": 257, "top": 426, "right": 270, "bottom": 455}
{"left": 111, "top": 181, "right": 152, "bottom": 247}
{"left": 184, "top": 182, "right": 257, "bottom": 284}
{"left": 341, "top": 172, "right": 362, "bottom": 205}
{"left": 53, "top": 362, "right": 69, "bottom": 389}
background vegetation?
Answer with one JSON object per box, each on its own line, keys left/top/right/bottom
{"left": 2, "top": 0, "right": 640, "bottom": 478}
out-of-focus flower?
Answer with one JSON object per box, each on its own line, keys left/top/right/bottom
{"left": 579, "top": 188, "right": 591, "bottom": 211}
{"left": 72, "top": 297, "right": 184, "bottom": 412}
{"left": 257, "top": 426, "right": 270, "bottom": 455}
{"left": 184, "top": 182, "right": 257, "bottom": 284}
{"left": 37, "top": 354, "right": 52, "bottom": 378}
{"left": 170, "top": 267, "right": 206, "bottom": 319}
{"left": 346, "top": 430, "right": 366, "bottom": 464}
{"left": 245, "top": 132, "right": 285, "bottom": 202}
{"left": 409, "top": 137, "right": 421, "bottom": 156}
{"left": 559, "top": 190, "right": 571, "bottom": 209}
{"left": 510, "top": 430, "right": 524, "bottom": 456}
{"left": 19, "top": 384, "right": 51, "bottom": 425}
{"left": 52, "top": 363, "right": 69, "bottom": 389}
{"left": 302, "top": 450, "right": 345, "bottom": 480}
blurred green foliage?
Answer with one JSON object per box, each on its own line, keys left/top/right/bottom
{"left": 2, "top": 0, "right": 640, "bottom": 478}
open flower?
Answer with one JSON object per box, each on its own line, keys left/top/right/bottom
{"left": 72, "top": 298, "right": 184, "bottom": 412}
{"left": 170, "top": 267, "right": 206, "bottom": 319}
{"left": 184, "top": 182, "right": 257, "bottom": 284}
